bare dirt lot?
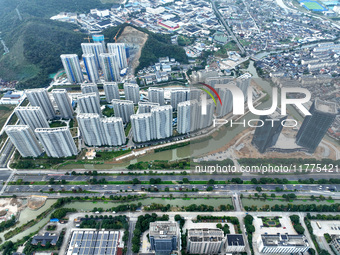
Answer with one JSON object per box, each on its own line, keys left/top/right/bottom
{"left": 27, "top": 196, "right": 47, "bottom": 210}
{"left": 0, "top": 198, "right": 24, "bottom": 220}
{"left": 117, "top": 26, "right": 148, "bottom": 74}
{"left": 234, "top": 127, "right": 337, "bottom": 160}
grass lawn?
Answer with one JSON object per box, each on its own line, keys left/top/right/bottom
{"left": 49, "top": 120, "right": 67, "bottom": 128}
{"left": 260, "top": 216, "right": 281, "bottom": 227}
{"left": 189, "top": 181, "right": 226, "bottom": 184}
{"left": 304, "top": 1, "right": 324, "bottom": 10}
{"left": 0, "top": 105, "right": 15, "bottom": 129}
{"left": 102, "top": 106, "right": 114, "bottom": 117}
{"left": 125, "top": 123, "right": 131, "bottom": 136}
{"left": 215, "top": 41, "right": 240, "bottom": 57}
{"left": 70, "top": 127, "right": 78, "bottom": 137}
{"left": 239, "top": 39, "right": 251, "bottom": 46}
{"left": 96, "top": 149, "right": 131, "bottom": 160}
{"left": 178, "top": 35, "right": 194, "bottom": 46}
{"left": 0, "top": 106, "right": 16, "bottom": 146}
{"left": 48, "top": 84, "right": 81, "bottom": 92}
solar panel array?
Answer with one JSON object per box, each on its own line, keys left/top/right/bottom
{"left": 67, "top": 230, "right": 120, "bottom": 255}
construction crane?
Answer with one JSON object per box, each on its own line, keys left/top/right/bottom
{"left": 114, "top": 28, "right": 121, "bottom": 43}
{"left": 84, "top": 36, "right": 92, "bottom": 43}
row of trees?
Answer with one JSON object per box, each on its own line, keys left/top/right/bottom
{"left": 306, "top": 213, "right": 340, "bottom": 220}
{"left": 127, "top": 160, "right": 189, "bottom": 170}
{"left": 250, "top": 178, "right": 289, "bottom": 184}
{"left": 0, "top": 216, "right": 16, "bottom": 233}
{"left": 50, "top": 208, "right": 76, "bottom": 220}
{"left": 80, "top": 215, "right": 128, "bottom": 230}
{"left": 144, "top": 203, "right": 171, "bottom": 212}
{"left": 304, "top": 217, "right": 331, "bottom": 255}
{"left": 132, "top": 214, "right": 169, "bottom": 253}
{"left": 245, "top": 203, "right": 340, "bottom": 212}
{"left": 141, "top": 203, "right": 233, "bottom": 212}
{"left": 244, "top": 215, "right": 255, "bottom": 255}
{"left": 289, "top": 215, "right": 305, "bottom": 234}
{"left": 196, "top": 215, "right": 239, "bottom": 225}
{"left": 216, "top": 223, "right": 230, "bottom": 234}
{"left": 112, "top": 203, "right": 142, "bottom": 212}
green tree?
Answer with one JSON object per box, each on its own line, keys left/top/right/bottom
{"left": 293, "top": 224, "right": 305, "bottom": 234}
{"left": 182, "top": 178, "right": 189, "bottom": 183}
{"left": 132, "top": 178, "right": 140, "bottom": 185}
{"left": 208, "top": 179, "right": 215, "bottom": 184}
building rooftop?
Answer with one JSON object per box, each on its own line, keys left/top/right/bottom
{"left": 131, "top": 113, "right": 152, "bottom": 119}
{"left": 268, "top": 110, "right": 284, "bottom": 119}
{"left": 188, "top": 228, "right": 224, "bottom": 242}
{"left": 151, "top": 105, "right": 173, "bottom": 112}
{"left": 261, "top": 234, "right": 308, "bottom": 247}
{"left": 111, "top": 99, "right": 134, "bottom": 105}
{"left": 148, "top": 87, "right": 164, "bottom": 91}
{"left": 78, "top": 92, "right": 98, "bottom": 99}
{"left": 149, "top": 221, "right": 178, "bottom": 238}
{"left": 226, "top": 234, "right": 245, "bottom": 246}
{"left": 5, "top": 125, "right": 30, "bottom": 132}
{"left": 35, "top": 127, "right": 69, "bottom": 132}
{"left": 67, "top": 230, "right": 121, "bottom": 255}
{"left": 315, "top": 98, "right": 337, "bottom": 114}
{"left": 138, "top": 102, "right": 160, "bottom": 106}
{"left": 101, "top": 117, "right": 123, "bottom": 123}
{"left": 52, "top": 89, "right": 68, "bottom": 93}
{"left": 31, "top": 232, "right": 59, "bottom": 246}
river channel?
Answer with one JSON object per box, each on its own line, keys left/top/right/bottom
{"left": 2, "top": 197, "right": 232, "bottom": 242}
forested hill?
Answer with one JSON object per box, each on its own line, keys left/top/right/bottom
{"left": 0, "top": 0, "right": 111, "bottom": 34}
{"left": 0, "top": 0, "right": 188, "bottom": 89}
{"left": 0, "top": 0, "right": 111, "bottom": 89}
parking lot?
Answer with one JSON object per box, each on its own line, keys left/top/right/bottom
{"left": 311, "top": 220, "right": 340, "bottom": 237}
{"left": 252, "top": 215, "right": 297, "bottom": 240}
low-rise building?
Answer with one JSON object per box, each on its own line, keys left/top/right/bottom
{"left": 225, "top": 234, "right": 245, "bottom": 253}
{"left": 0, "top": 90, "right": 25, "bottom": 105}
{"left": 67, "top": 230, "right": 123, "bottom": 255}
{"left": 31, "top": 232, "right": 59, "bottom": 246}
{"left": 257, "top": 234, "right": 309, "bottom": 254}
{"left": 331, "top": 236, "right": 340, "bottom": 255}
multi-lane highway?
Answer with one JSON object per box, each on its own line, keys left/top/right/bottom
{"left": 4, "top": 182, "right": 340, "bottom": 197}
{"left": 2, "top": 170, "right": 340, "bottom": 196}
{"left": 11, "top": 173, "right": 340, "bottom": 183}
